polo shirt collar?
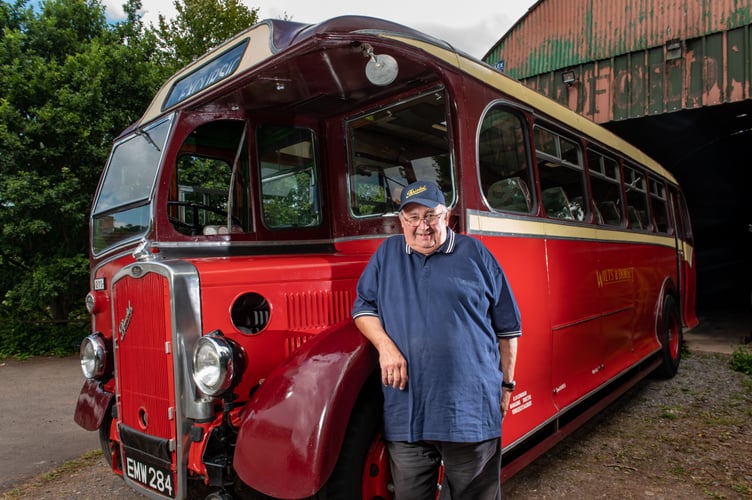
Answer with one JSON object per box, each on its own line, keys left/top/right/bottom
{"left": 404, "top": 228, "right": 456, "bottom": 255}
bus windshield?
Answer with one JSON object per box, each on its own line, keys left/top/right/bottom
{"left": 91, "top": 117, "right": 172, "bottom": 254}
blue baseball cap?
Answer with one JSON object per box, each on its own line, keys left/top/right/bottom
{"left": 399, "top": 181, "right": 446, "bottom": 211}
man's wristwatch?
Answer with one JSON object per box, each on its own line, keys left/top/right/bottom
{"left": 502, "top": 380, "right": 516, "bottom": 392}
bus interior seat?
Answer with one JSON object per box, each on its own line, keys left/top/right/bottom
{"left": 597, "top": 201, "right": 621, "bottom": 225}
{"left": 591, "top": 200, "right": 604, "bottom": 224}
{"left": 569, "top": 196, "right": 586, "bottom": 221}
{"left": 203, "top": 225, "right": 242, "bottom": 235}
{"left": 486, "top": 177, "right": 532, "bottom": 212}
{"left": 628, "top": 206, "right": 643, "bottom": 229}
{"left": 541, "top": 186, "right": 574, "bottom": 220}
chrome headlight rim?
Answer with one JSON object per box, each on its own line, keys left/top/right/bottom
{"left": 192, "top": 334, "right": 236, "bottom": 397}
{"left": 80, "top": 334, "right": 107, "bottom": 379}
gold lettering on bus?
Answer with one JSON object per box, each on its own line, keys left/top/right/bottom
{"left": 596, "top": 267, "right": 634, "bottom": 288}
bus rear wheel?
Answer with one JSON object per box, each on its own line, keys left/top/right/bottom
{"left": 654, "top": 295, "right": 682, "bottom": 379}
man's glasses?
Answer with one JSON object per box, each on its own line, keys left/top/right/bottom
{"left": 400, "top": 210, "right": 446, "bottom": 227}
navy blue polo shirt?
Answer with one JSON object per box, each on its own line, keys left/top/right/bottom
{"left": 352, "top": 229, "right": 521, "bottom": 443}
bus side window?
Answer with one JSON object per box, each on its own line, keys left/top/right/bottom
{"left": 257, "top": 125, "right": 321, "bottom": 229}
{"left": 348, "top": 90, "right": 455, "bottom": 216}
{"left": 478, "top": 108, "right": 533, "bottom": 213}
{"left": 598, "top": 201, "right": 621, "bottom": 225}
{"left": 535, "top": 126, "right": 586, "bottom": 221}
{"left": 587, "top": 149, "right": 623, "bottom": 226}
{"left": 170, "top": 120, "right": 249, "bottom": 236}
{"left": 649, "top": 177, "right": 671, "bottom": 233}
{"left": 624, "top": 165, "right": 649, "bottom": 231}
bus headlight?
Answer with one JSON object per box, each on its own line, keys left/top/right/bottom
{"left": 192, "top": 333, "right": 244, "bottom": 397}
{"left": 80, "top": 334, "right": 108, "bottom": 379}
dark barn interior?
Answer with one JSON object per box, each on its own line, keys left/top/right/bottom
{"left": 607, "top": 102, "right": 752, "bottom": 312}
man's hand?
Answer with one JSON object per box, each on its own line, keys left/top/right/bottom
{"left": 355, "top": 316, "right": 408, "bottom": 390}
{"left": 378, "top": 342, "right": 408, "bottom": 390}
{"left": 501, "top": 389, "right": 512, "bottom": 418}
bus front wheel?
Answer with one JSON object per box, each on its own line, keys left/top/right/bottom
{"left": 99, "top": 402, "right": 120, "bottom": 470}
{"left": 317, "top": 383, "right": 387, "bottom": 500}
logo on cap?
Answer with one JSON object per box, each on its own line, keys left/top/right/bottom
{"left": 405, "top": 185, "right": 428, "bottom": 200}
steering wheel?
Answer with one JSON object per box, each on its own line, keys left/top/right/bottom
{"left": 167, "top": 200, "right": 242, "bottom": 235}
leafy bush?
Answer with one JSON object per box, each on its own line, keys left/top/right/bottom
{"left": 730, "top": 345, "right": 752, "bottom": 376}
{"left": 0, "top": 320, "right": 86, "bottom": 359}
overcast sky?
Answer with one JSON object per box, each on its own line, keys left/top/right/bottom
{"left": 101, "top": 0, "right": 538, "bottom": 58}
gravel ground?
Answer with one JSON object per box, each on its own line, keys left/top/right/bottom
{"left": 503, "top": 351, "right": 752, "bottom": 499}
{"left": 2, "top": 351, "right": 750, "bottom": 500}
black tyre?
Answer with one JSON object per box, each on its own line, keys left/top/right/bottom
{"left": 317, "top": 381, "right": 383, "bottom": 500}
{"left": 99, "top": 402, "right": 116, "bottom": 467}
{"left": 653, "top": 295, "right": 682, "bottom": 379}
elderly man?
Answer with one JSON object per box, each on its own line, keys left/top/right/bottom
{"left": 352, "top": 180, "right": 521, "bottom": 499}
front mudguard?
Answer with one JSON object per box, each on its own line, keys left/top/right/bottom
{"left": 233, "top": 320, "right": 378, "bottom": 499}
{"left": 74, "top": 379, "right": 114, "bottom": 431}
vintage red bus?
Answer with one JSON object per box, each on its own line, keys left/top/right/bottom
{"left": 74, "top": 15, "right": 697, "bottom": 500}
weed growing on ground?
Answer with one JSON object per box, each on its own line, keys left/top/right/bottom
{"left": 730, "top": 345, "right": 752, "bottom": 375}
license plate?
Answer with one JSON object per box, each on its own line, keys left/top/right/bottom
{"left": 124, "top": 454, "right": 175, "bottom": 498}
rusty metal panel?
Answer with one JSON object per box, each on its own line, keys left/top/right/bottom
{"left": 665, "top": 56, "right": 684, "bottom": 112}
{"left": 488, "top": 0, "right": 752, "bottom": 80}
{"left": 485, "top": 0, "right": 752, "bottom": 123}
{"left": 726, "top": 27, "right": 748, "bottom": 101}
{"left": 487, "top": 0, "right": 592, "bottom": 76}
{"left": 593, "top": 61, "right": 613, "bottom": 123}
{"left": 612, "top": 54, "right": 630, "bottom": 121}
{"left": 647, "top": 46, "right": 664, "bottom": 115}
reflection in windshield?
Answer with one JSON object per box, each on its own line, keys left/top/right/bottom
{"left": 93, "top": 118, "right": 171, "bottom": 215}
{"left": 91, "top": 117, "right": 172, "bottom": 254}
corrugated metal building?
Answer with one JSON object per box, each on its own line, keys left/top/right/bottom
{"left": 484, "top": 0, "right": 752, "bottom": 308}
{"left": 485, "top": 0, "right": 752, "bottom": 121}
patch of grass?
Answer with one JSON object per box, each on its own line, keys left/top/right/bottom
{"left": 732, "top": 483, "right": 751, "bottom": 495}
{"left": 670, "top": 464, "right": 689, "bottom": 477}
{"left": 730, "top": 345, "right": 752, "bottom": 376}
{"left": 658, "top": 405, "right": 681, "bottom": 420}
{"left": 0, "top": 450, "right": 102, "bottom": 500}
{"left": 700, "top": 412, "right": 742, "bottom": 427}
{"left": 702, "top": 488, "right": 726, "bottom": 499}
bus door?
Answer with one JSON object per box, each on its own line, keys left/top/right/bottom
{"left": 670, "top": 189, "right": 698, "bottom": 329}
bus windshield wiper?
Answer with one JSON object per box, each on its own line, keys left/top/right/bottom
{"left": 136, "top": 126, "right": 161, "bottom": 152}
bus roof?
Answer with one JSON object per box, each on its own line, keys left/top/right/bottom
{"left": 132, "top": 15, "right": 676, "bottom": 185}
{"left": 134, "top": 16, "right": 451, "bottom": 128}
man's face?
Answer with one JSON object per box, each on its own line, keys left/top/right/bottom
{"left": 399, "top": 203, "right": 449, "bottom": 255}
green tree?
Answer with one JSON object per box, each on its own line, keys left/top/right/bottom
{"left": 0, "top": 0, "right": 163, "bottom": 356}
{"left": 154, "top": 0, "right": 258, "bottom": 70}
{"left": 0, "top": 0, "right": 268, "bottom": 357}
